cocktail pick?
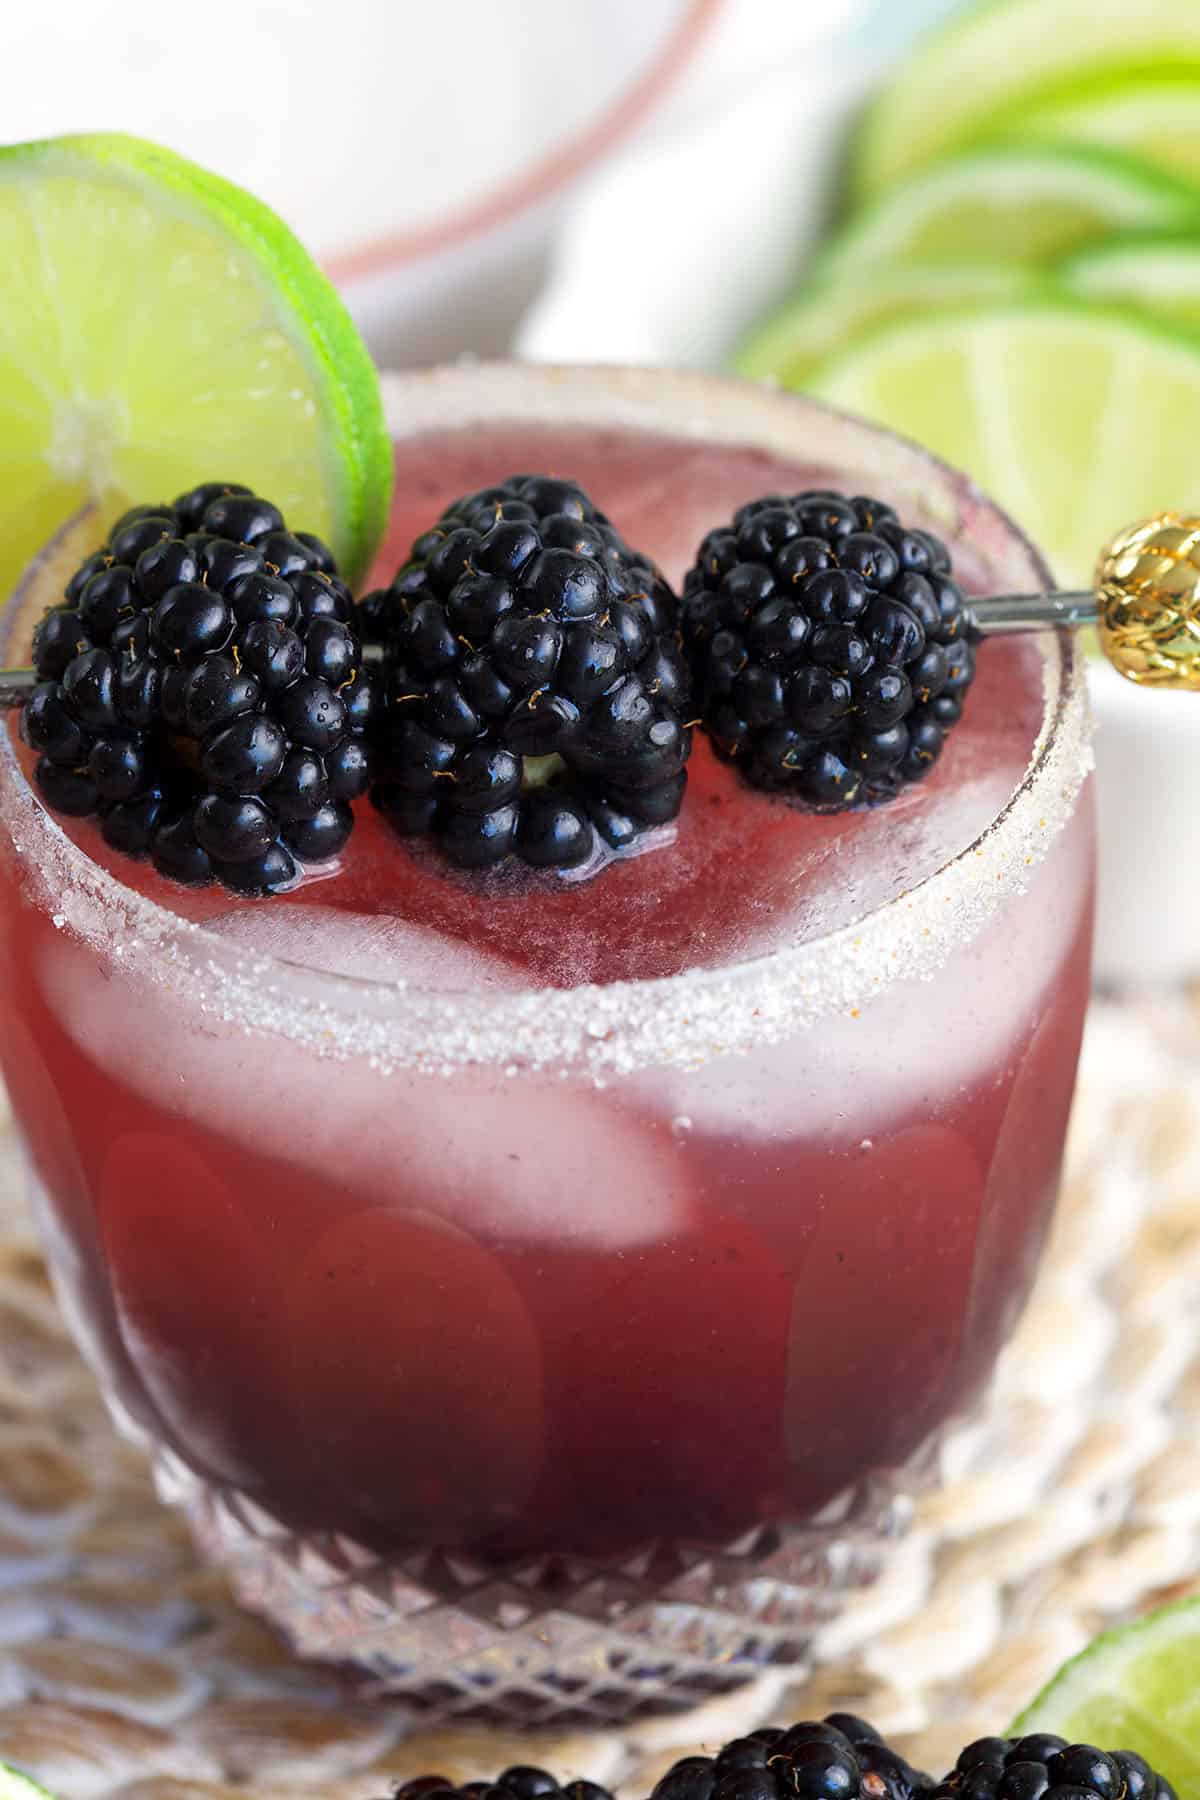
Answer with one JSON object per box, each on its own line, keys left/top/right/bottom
{"left": 0, "top": 668, "right": 41, "bottom": 709}
{"left": 0, "top": 511, "right": 1198, "bottom": 705}
{"left": 970, "top": 510, "right": 1200, "bottom": 690}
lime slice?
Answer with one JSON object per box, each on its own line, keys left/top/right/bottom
{"left": 1063, "top": 234, "right": 1200, "bottom": 333}
{"left": 0, "top": 133, "right": 392, "bottom": 598}
{"left": 1008, "top": 74, "right": 1200, "bottom": 190}
{"left": 850, "top": 0, "right": 1200, "bottom": 202}
{"left": 806, "top": 299, "right": 1200, "bottom": 586}
{"left": 0, "top": 1765, "right": 55, "bottom": 1800}
{"left": 734, "top": 261, "right": 1039, "bottom": 386}
{"left": 821, "top": 145, "right": 1200, "bottom": 276}
{"left": 1011, "top": 1596, "right": 1200, "bottom": 1798}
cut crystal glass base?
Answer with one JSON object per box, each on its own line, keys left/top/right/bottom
{"left": 155, "top": 1446, "right": 928, "bottom": 1724}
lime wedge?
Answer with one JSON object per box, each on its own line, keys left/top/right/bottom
{"left": 0, "top": 1765, "right": 56, "bottom": 1800}
{"left": 850, "top": 0, "right": 1200, "bottom": 202}
{"left": 0, "top": 133, "right": 392, "bottom": 598}
{"left": 1063, "top": 234, "right": 1200, "bottom": 333}
{"left": 806, "top": 299, "right": 1200, "bottom": 586}
{"left": 734, "top": 261, "right": 1039, "bottom": 386}
{"left": 1011, "top": 1597, "right": 1200, "bottom": 1799}
{"left": 821, "top": 145, "right": 1200, "bottom": 276}
{"left": 1009, "top": 74, "right": 1200, "bottom": 190}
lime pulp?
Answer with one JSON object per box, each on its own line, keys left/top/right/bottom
{"left": 1012, "top": 1596, "right": 1200, "bottom": 1800}
{"left": 805, "top": 299, "right": 1200, "bottom": 586}
{"left": 0, "top": 133, "right": 392, "bottom": 599}
{"left": 850, "top": 0, "right": 1200, "bottom": 200}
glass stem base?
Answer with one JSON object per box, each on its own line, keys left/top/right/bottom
{"left": 150, "top": 1446, "right": 929, "bottom": 1724}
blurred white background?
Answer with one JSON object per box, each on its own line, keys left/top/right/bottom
{"left": 10, "top": 1, "right": 697, "bottom": 254}
{"left": 8, "top": 0, "right": 956, "bottom": 366}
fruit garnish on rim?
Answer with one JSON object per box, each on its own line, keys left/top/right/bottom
{"left": 8, "top": 479, "right": 1194, "bottom": 897}
{"left": 681, "top": 496, "right": 1200, "bottom": 806}
{"left": 0, "top": 128, "right": 396, "bottom": 894}
{"left": 360, "top": 473, "right": 693, "bottom": 873}
{"left": 681, "top": 490, "right": 978, "bottom": 809}
{"left": 0, "top": 132, "right": 391, "bottom": 596}
{"left": 17, "top": 484, "right": 373, "bottom": 894}
{"left": 679, "top": 493, "right": 1200, "bottom": 811}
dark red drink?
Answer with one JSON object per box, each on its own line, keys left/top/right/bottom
{"left": 0, "top": 367, "right": 1094, "bottom": 1707}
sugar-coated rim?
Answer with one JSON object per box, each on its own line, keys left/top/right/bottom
{"left": 0, "top": 362, "right": 1093, "bottom": 1077}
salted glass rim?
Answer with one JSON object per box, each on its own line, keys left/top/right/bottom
{"left": 0, "top": 362, "right": 1093, "bottom": 1076}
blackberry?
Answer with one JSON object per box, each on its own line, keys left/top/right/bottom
{"left": 23, "top": 486, "right": 373, "bottom": 893}
{"left": 361, "top": 474, "right": 692, "bottom": 872}
{"left": 681, "top": 489, "right": 978, "bottom": 808}
{"left": 930, "top": 1739, "right": 1176, "bottom": 1800}
{"left": 390, "top": 1772, "right": 616, "bottom": 1800}
{"left": 651, "top": 1715, "right": 932, "bottom": 1800}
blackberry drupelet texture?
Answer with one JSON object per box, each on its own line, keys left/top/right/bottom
{"left": 361, "top": 474, "right": 692, "bottom": 872}
{"left": 650, "top": 1714, "right": 932, "bottom": 1800}
{"left": 375, "top": 1725, "right": 1179, "bottom": 1800}
{"left": 931, "top": 1738, "right": 1177, "bottom": 1800}
{"left": 391, "top": 1769, "right": 615, "bottom": 1800}
{"left": 681, "top": 489, "right": 977, "bottom": 808}
{"left": 22, "top": 482, "right": 373, "bottom": 893}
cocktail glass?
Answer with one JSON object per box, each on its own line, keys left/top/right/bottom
{"left": 0, "top": 364, "right": 1095, "bottom": 1721}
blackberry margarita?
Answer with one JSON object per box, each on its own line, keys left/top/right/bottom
{"left": 0, "top": 366, "right": 1094, "bottom": 1713}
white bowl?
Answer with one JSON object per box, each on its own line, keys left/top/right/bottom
{"left": 7, "top": 0, "right": 718, "bottom": 370}
{"left": 326, "top": 0, "right": 720, "bottom": 366}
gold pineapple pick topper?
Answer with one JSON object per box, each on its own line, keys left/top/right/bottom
{"left": 961, "top": 508, "right": 1200, "bottom": 692}
{"left": 1097, "top": 512, "right": 1200, "bottom": 691}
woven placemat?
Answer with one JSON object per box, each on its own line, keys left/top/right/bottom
{"left": 0, "top": 997, "right": 1198, "bottom": 1799}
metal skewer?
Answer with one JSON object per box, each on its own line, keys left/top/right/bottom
{"left": 0, "top": 589, "right": 1134, "bottom": 712}
{"left": 971, "top": 511, "right": 1200, "bottom": 693}
{"left": 968, "top": 591, "right": 1099, "bottom": 634}
{"left": 0, "top": 670, "right": 38, "bottom": 709}
{"left": 1, "top": 510, "right": 1196, "bottom": 704}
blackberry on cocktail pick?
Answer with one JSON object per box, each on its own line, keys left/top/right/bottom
{"left": 650, "top": 1715, "right": 933, "bottom": 1800}
{"left": 359, "top": 474, "right": 692, "bottom": 872}
{"left": 930, "top": 1737, "right": 1177, "bottom": 1800}
{"left": 21, "top": 484, "right": 374, "bottom": 893}
{"left": 680, "top": 489, "right": 977, "bottom": 808}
